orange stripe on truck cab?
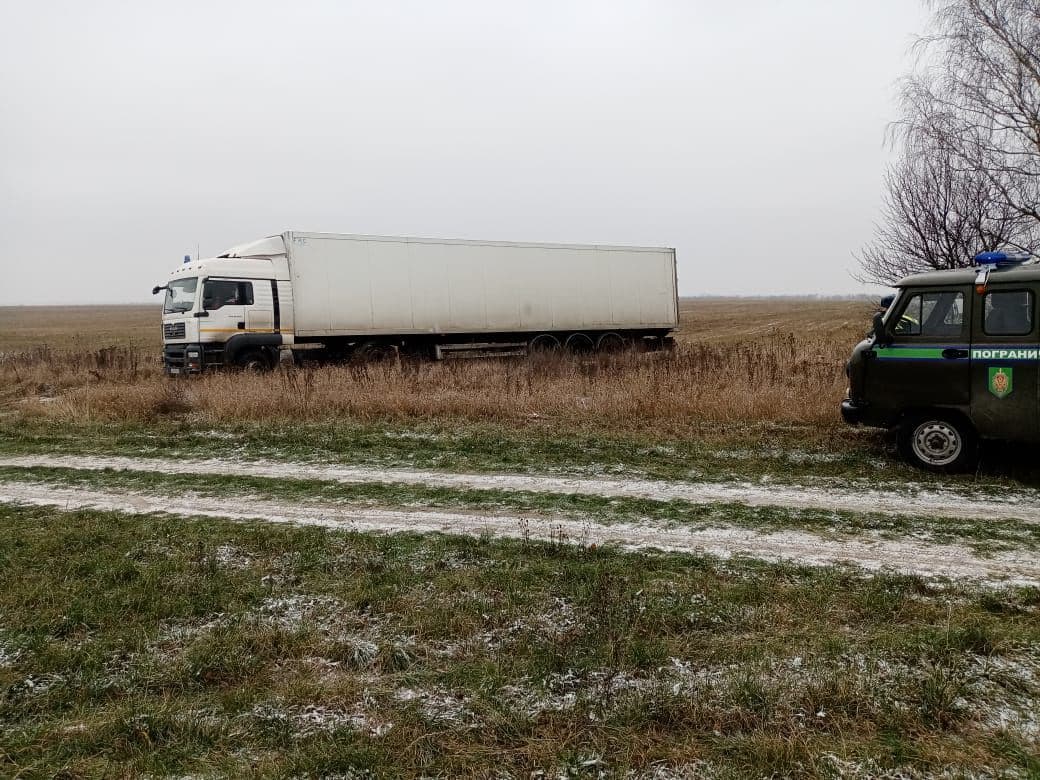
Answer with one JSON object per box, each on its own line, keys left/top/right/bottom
{"left": 198, "top": 328, "right": 293, "bottom": 334}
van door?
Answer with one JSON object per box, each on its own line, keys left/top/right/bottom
{"left": 866, "top": 286, "right": 972, "bottom": 419}
{"left": 969, "top": 284, "right": 1040, "bottom": 442}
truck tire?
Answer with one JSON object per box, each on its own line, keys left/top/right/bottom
{"left": 596, "top": 332, "right": 627, "bottom": 353}
{"left": 354, "top": 341, "right": 397, "bottom": 363}
{"left": 898, "top": 413, "right": 977, "bottom": 473}
{"left": 565, "top": 333, "right": 594, "bottom": 353}
{"left": 236, "top": 349, "right": 273, "bottom": 372}
{"left": 529, "top": 334, "right": 561, "bottom": 353}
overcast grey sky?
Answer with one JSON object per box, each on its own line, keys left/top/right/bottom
{"left": 1, "top": 0, "right": 929, "bottom": 305}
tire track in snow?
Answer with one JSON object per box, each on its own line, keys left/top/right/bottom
{"left": 0, "top": 480, "right": 1037, "bottom": 585}
{"left": 0, "top": 453, "right": 1037, "bottom": 523}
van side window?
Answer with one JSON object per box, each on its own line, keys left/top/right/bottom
{"left": 893, "top": 291, "right": 964, "bottom": 338}
{"left": 202, "top": 280, "right": 254, "bottom": 311}
{"left": 984, "top": 290, "right": 1034, "bottom": 336}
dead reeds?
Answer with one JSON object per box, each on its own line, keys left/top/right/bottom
{"left": 1, "top": 335, "right": 849, "bottom": 433}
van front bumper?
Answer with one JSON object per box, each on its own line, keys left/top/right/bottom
{"left": 840, "top": 399, "right": 868, "bottom": 425}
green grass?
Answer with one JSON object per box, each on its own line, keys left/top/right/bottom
{"left": 5, "top": 415, "right": 1040, "bottom": 493}
{"left": 0, "top": 503, "right": 1038, "bottom": 777}
{"left": 8, "top": 416, "right": 1040, "bottom": 491}
{"left": 3, "top": 464, "right": 1040, "bottom": 555}
{"left": 0, "top": 417, "right": 891, "bottom": 482}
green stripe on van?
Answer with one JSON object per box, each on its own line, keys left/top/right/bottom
{"left": 875, "top": 347, "right": 947, "bottom": 359}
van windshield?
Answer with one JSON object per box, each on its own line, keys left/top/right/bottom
{"left": 164, "top": 277, "right": 198, "bottom": 314}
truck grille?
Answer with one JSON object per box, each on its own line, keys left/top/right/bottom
{"left": 163, "top": 322, "right": 186, "bottom": 340}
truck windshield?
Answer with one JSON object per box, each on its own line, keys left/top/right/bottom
{"left": 164, "top": 277, "right": 198, "bottom": 314}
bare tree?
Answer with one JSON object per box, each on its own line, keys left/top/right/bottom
{"left": 860, "top": 0, "right": 1040, "bottom": 284}
{"left": 907, "top": 0, "right": 1040, "bottom": 224}
{"left": 859, "top": 133, "right": 1032, "bottom": 284}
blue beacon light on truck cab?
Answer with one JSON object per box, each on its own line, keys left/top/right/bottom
{"left": 842, "top": 251, "right": 1040, "bottom": 472}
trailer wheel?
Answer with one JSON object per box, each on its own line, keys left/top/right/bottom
{"left": 236, "top": 349, "right": 273, "bottom": 372}
{"left": 354, "top": 341, "right": 397, "bottom": 363}
{"left": 528, "top": 334, "right": 561, "bottom": 353}
{"left": 898, "top": 413, "right": 977, "bottom": 473}
{"left": 596, "top": 332, "right": 627, "bottom": 353}
{"left": 565, "top": 333, "right": 595, "bottom": 353}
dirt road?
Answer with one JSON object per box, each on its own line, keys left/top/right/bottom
{"left": 1, "top": 476, "right": 1038, "bottom": 585}
{"left": 1, "top": 453, "right": 1037, "bottom": 522}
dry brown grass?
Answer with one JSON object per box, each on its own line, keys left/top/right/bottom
{"left": 3, "top": 337, "right": 849, "bottom": 433}
{"left": 0, "top": 298, "right": 869, "bottom": 433}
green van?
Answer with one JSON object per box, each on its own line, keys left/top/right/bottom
{"left": 842, "top": 252, "right": 1039, "bottom": 472}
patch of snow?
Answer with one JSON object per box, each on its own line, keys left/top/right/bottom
{"left": 972, "top": 652, "right": 1040, "bottom": 741}
{"left": 2, "top": 480, "right": 1038, "bottom": 585}
{"left": 7, "top": 673, "right": 64, "bottom": 698}
{"left": 148, "top": 595, "right": 390, "bottom": 662}
{"left": 212, "top": 543, "right": 252, "bottom": 569}
{"left": 382, "top": 431, "right": 448, "bottom": 442}
{"left": 0, "top": 637, "right": 21, "bottom": 667}
{"left": 198, "top": 430, "right": 242, "bottom": 440}
{"left": 394, "top": 686, "right": 476, "bottom": 725}
{"left": 426, "top": 631, "right": 497, "bottom": 659}
{"left": 501, "top": 597, "right": 578, "bottom": 640}
{"left": 339, "top": 638, "right": 380, "bottom": 669}
{"left": 294, "top": 655, "right": 344, "bottom": 680}
{"left": 254, "top": 594, "right": 345, "bottom": 633}
{"left": 818, "top": 753, "right": 999, "bottom": 779}
{"left": 623, "top": 761, "right": 724, "bottom": 780}
{"left": 4, "top": 453, "right": 1040, "bottom": 524}
{"left": 250, "top": 701, "right": 391, "bottom": 738}
{"left": 710, "top": 447, "right": 847, "bottom": 465}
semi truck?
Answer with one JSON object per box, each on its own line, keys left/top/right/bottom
{"left": 153, "top": 231, "right": 678, "bottom": 373}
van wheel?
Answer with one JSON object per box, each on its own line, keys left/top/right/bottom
{"left": 236, "top": 349, "right": 272, "bottom": 372}
{"left": 898, "top": 414, "right": 977, "bottom": 473}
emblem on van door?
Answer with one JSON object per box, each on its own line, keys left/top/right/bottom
{"left": 989, "top": 367, "right": 1013, "bottom": 398}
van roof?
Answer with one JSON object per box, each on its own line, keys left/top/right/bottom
{"left": 898, "top": 263, "right": 1040, "bottom": 287}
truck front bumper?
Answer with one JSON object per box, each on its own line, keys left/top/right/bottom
{"left": 163, "top": 343, "right": 207, "bottom": 375}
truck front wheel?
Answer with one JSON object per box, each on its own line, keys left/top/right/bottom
{"left": 236, "top": 349, "right": 273, "bottom": 372}
{"left": 898, "top": 413, "right": 977, "bottom": 473}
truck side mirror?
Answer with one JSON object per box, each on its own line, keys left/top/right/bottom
{"left": 152, "top": 285, "right": 165, "bottom": 295}
{"left": 872, "top": 312, "right": 892, "bottom": 346}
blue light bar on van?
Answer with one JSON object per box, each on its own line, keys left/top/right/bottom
{"left": 973, "top": 251, "right": 1032, "bottom": 266}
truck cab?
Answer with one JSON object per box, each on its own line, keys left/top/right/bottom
{"left": 842, "top": 252, "right": 1040, "bottom": 471}
{"left": 155, "top": 237, "right": 292, "bottom": 373}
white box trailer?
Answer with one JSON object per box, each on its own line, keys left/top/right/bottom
{"left": 155, "top": 231, "right": 678, "bottom": 372}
